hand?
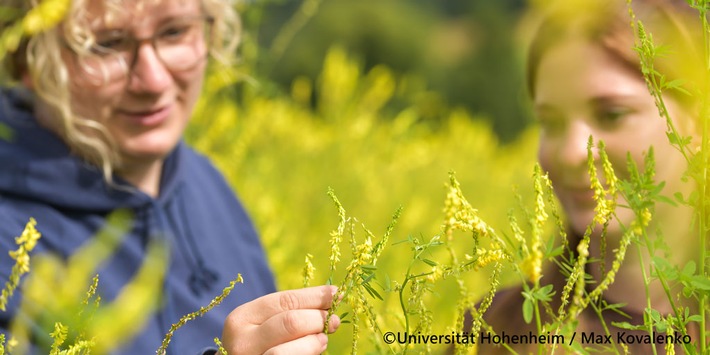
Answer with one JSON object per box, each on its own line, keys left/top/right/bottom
{"left": 222, "top": 285, "right": 341, "bottom": 354}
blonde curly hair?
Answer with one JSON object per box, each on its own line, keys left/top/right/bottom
{"left": 3, "top": 0, "right": 240, "bottom": 181}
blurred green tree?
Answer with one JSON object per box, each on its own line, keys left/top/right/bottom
{"left": 240, "top": 0, "right": 530, "bottom": 141}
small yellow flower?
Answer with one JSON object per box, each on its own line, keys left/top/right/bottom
{"left": 302, "top": 254, "right": 315, "bottom": 288}
{"left": 7, "top": 337, "right": 17, "bottom": 351}
{"left": 21, "top": 0, "right": 71, "bottom": 35}
{"left": 1, "top": 219, "right": 42, "bottom": 311}
{"left": 15, "top": 218, "right": 40, "bottom": 251}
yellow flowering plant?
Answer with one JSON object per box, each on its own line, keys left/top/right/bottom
{"left": 3, "top": 0, "right": 709, "bottom": 353}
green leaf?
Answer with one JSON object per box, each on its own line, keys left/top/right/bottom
{"left": 673, "top": 192, "right": 686, "bottom": 204}
{"left": 667, "top": 131, "right": 681, "bottom": 146}
{"left": 652, "top": 256, "right": 678, "bottom": 279}
{"left": 360, "top": 264, "right": 377, "bottom": 271}
{"left": 522, "top": 298, "right": 533, "bottom": 324}
{"left": 421, "top": 258, "right": 437, "bottom": 267}
{"left": 690, "top": 276, "right": 710, "bottom": 291}
{"left": 681, "top": 261, "right": 696, "bottom": 276}
{"left": 533, "top": 284, "right": 555, "bottom": 302}
{"left": 654, "top": 194, "right": 677, "bottom": 206}
{"left": 360, "top": 272, "right": 376, "bottom": 284}
{"left": 362, "top": 282, "right": 383, "bottom": 300}
{"left": 612, "top": 321, "right": 645, "bottom": 331}
{"left": 688, "top": 315, "right": 703, "bottom": 323}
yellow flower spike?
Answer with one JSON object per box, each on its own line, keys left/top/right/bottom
{"left": 214, "top": 337, "right": 228, "bottom": 355}
{"left": 347, "top": 236, "right": 373, "bottom": 274}
{"left": 49, "top": 322, "right": 68, "bottom": 354}
{"left": 664, "top": 317, "right": 675, "bottom": 355}
{"left": 474, "top": 249, "right": 508, "bottom": 271}
{"left": 327, "top": 188, "right": 345, "bottom": 272}
{"left": 15, "top": 218, "right": 40, "bottom": 251}
{"left": 598, "top": 141, "right": 618, "bottom": 198}
{"left": 6, "top": 337, "right": 17, "bottom": 352}
{"left": 525, "top": 165, "right": 547, "bottom": 283}
{"left": 9, "top": 254, "right": 65, "bottom": 355}
{"left": 91, "top": 241, "right": 168, "bottom": 354}
{"left": 61, "top": 210, "right": 132, "bottom": 311}
{"left": 586, "top": 234, "right": 630, "bottom": 303}
{"left": 587, "top": 138, "right": 615, "bottom": 226}
{"left": 426, "top": 265, "right": 445, "bottom": 283}
{"left": 566, "top": 232, "right": 591, "bottom": 319}
{"left": 1, "top": 218, "right": 42, "bottom": 312}
{"left": 157, "top": 274, "right": 243, "bottom": 355}
{"left": 302, "top": 253, "right": 315, "bottom": 288}
{"left": 21, "top": 0, "right": 70, "bottom": 36}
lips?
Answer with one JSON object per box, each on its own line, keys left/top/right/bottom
{"left": 568, "top": 188, "right": 596, "bottom": 206}
{"left": 116, "top": 105, "right": 172, "bottom": 127}
{"left": 557, "top": 185, "right": 596, "bottom": 208}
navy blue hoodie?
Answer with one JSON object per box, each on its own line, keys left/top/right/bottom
{"left": 0, "top": 88, "right": 276, "bottom": 354}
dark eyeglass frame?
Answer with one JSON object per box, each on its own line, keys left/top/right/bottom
{"left": 66, "top": 15, "right": 215, "bottom": 80}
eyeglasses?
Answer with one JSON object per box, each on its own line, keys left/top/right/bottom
{"left": 73, "top": 16, "right": 213, "bottom": 82}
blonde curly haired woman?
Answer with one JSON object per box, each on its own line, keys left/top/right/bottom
{"left": 0, "top": 0, "right": 339, "bottom": 353}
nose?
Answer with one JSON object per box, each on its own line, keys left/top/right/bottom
{"left": 558, "top": 119, "right": 597, "bottom": 169}
{"left": 126, "top": 42, "right": 172, "bottom": 94}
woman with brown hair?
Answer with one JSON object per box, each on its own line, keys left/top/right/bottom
{"left": 476, "top": 0, "right": 704, "bottom": 353}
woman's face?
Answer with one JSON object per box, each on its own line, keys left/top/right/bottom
{"left": 62, "top": 0, "right": 207, "bottom": 168}
{"left": 534, "top": 39, "right": 690, "bottom": 238}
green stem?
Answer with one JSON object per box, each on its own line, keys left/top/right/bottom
{"left": 588, "top": 300, "right": 621, "bottom": 355}
{"left": 698, "top": 5, "right": 709, "bottom": 353}
{"left": 635, "top": 244, "right": 659, "bottom": 355}
{"left": 533, "top": 298, "right": 543, "bottom": 355}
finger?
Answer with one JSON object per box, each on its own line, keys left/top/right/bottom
{"left": 326, "top": 314, "right": 341, "bottom": 334}
{"left": 263, "top": 333, "right": 329, "bottom": 355}
{"left": 252, "top": 309, "right": 331, "bottom": 352}
{"left": 232, "top": 285, "right": 337, "bottom": 324}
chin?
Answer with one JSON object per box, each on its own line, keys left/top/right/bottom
{"left": 119, "top": 139, "right": 180, "bottom": 164}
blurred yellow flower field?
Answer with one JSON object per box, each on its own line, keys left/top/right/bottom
{"left": 188, "top": 47, "right": 540, "bottom": 353}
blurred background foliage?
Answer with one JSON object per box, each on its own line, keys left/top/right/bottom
{"left": 189, "top": 46, "right": 539, "bottom": 352}
{"left": 237, "top": 0, "right": 531, "bottom": 141}
{"left": 186, "top": 0, "right": 542, "bottom": 351}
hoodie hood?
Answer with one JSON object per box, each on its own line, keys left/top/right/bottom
{"left": 0, "top": 87, "right": 216, "bottom": 290}
{"left": 0, "top": 87, "right": 160, "bottom": 211}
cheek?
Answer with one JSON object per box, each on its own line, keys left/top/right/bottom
{"left": 612, "top": 123, "right": 667, "bottom": 177}
{"left": 68, "top": 81, "right": 118, "bottom": 122}
{"left": 537, "top": 138, "right": 557, "bottom": 178}
{"left": 64, "top": 66, "right": 119, "bottom": 120}
{"left": 176, "top": 66, "right": 205, "bottom": 111}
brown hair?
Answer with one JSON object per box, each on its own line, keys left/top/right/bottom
{"left": 526, "top": 0, "right": 703, "bottom": 110}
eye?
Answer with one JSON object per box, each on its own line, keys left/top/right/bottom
{"left": 594, "top": 106, "right": 633, "bottom": 129}
{"left": 158, "top": 21, "right": 195, "bottom": 43}
{"left": 535, "top": 108, "right": 567, "bottom": 136}
{"left": 92, "top": 31, "right": 130, "bottom": 55}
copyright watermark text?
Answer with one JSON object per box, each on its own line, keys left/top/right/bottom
{"left": 382, "top": 331, "right": 692, "bottom": 346}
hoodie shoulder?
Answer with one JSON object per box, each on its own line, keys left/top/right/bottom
{"left": 169, "top": 144, "right": 276, "bottom": 293}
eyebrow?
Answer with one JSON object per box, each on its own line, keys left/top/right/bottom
{"left": 589, "top": 94, "right": 646, "bottom": 106}
{"left": 532, "top": 102, "right": 557, "bottom": 112}
{"left": 90, "top": 9, "right": 199, "bottom": 33}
